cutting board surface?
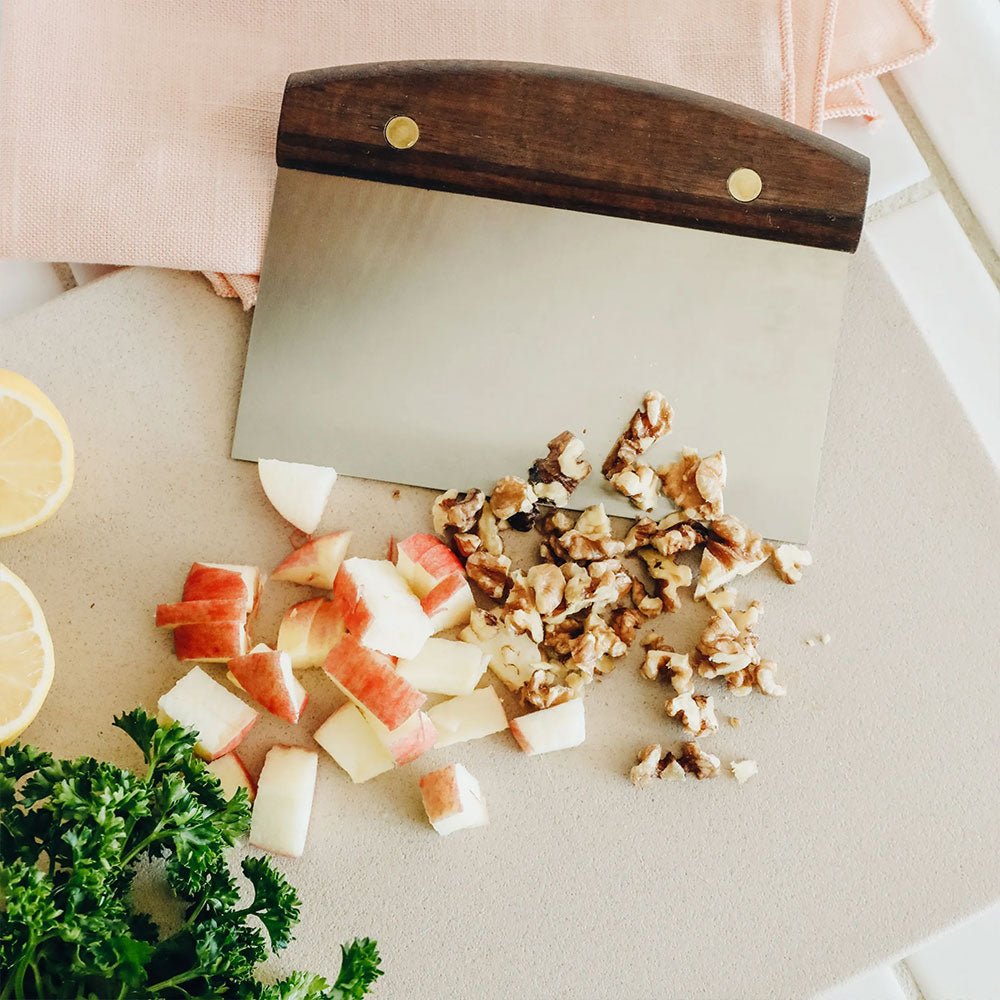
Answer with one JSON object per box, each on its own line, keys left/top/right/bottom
{"left": 2, "top": 261, "right": 998, "bottom": 999}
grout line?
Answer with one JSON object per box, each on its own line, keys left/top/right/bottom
{"left": 881, "top": 74, "right": 1000, "bottom": 288}
{"left": 893, "top": 959, "right": 927, "bottom": 1000}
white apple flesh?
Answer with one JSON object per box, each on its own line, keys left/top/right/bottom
{"left": 420, "top": 573, "right": 476, "bottom": 633}
{"left": 509, "top": 699, "right": 586, "bottom": 756}
{"left": 249, "top": 745, "right": 318, "bottom": 858}
{"left": 276, "top": 596, "right": 345, "bottom": 670}
{"left": 323, "top": 633, "right": 426, "bottom": 731}
{"left": 396, "top": 638, "right": 486, "bottom": 696}
{"left": 361, "top": 708, "right": 437, "bottom": 766}
{"left": 313, "top": 703, "right": 395, "bottom": 783}
{"left": 428, "top": 686, "right": 508, "bottom": 748}
{"left": 157, "top": 665, "right": 258, "bottom": 760}
{"left": 391, "top": 533, "right": 464, "bottom": 598}
{"left": 271, "top": 530, "right": 352, "bottom": 589}
{"left": 227, "top": 644, "right": 307, "bottom": 724}
{"left": 205, "top": 752, "right": 256, "bottom": 802}
{"left": 258, "top": 458, "right": 336, "bottom": 534}
{"left": 419, "top": 763, "right": 489, "bottom": 836}
{"left": 332, "top": 557, "right": 431, "bottom": 659}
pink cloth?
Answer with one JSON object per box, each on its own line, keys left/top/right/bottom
{"left": 0, "top": 1, "right": 934, "bottom": 277}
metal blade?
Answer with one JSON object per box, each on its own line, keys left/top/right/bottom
{"left": 235, "top": 169, "right": 850, "bottom": 542}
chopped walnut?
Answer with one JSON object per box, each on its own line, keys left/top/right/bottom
{"left": 641, "top": 633, "right": 674, "bottom": 652}
{"left": 657, "top": 449, "right": 726, "bottom": 518}
{"left": 460, "top": 609, "right": 539, "bottom": 691}
{"left": 432, "top": 488, "right": 485, "bottom": 535}
{"left": 452, "top": 532, "right": 481, "bottom": 559}
{"left": 639, "top": 549, "right": 692, "bottom": 611}
{"left": 630, "top": 744, "right": 662, "bottom": 788}
{"left": 754, "top": 659, "right": 786, "bottom": 697}
{"left": 503, "top": 570, "right": 533, "bottom": 613}
{"left": 770, "top": 543, "right": 813, "bottom": 584}
{"left": 476, "top": 502, "right": 504, "bottom": 557}
{"left": 660, "top": 756, "right": 687, "bottom": 781}
{"left": 466, "top": 551, "right": 511, "bottom": 600}
{"left": 560, "top": 531, "right": 627, "bottom": 562}
{"left": 730, "top": 759, "right": 758, "bottom": 784}
{"left": 540, "top": 616, "right": 586, "bottom": 657}
{"left": 705, "top": 587, "right": 737, "bottom": 613}
{"left": 641, "top": 649, "right": 693, "bottom": 693}
{"left": 693, "top": 515, "right": 769, "bottom": 598}
{"left": 568, "top": 612, "right": 626, "bottom": 677}
{"left": 529, "top": 432, "right": 592, "bottom": 505}
{"left": 610, "top": 463, "right": 660, "bottom": 512}
{"left": 490, "top": 476, "right": 537, "bottom": 522}
{"left": 694, "top": 451, "right": 726, "bottom": 510}
{"left": 526, "top": 563, "right": 565, "bottom": 616}
{"left": 549, "top": 559, "right": 630, "bottom": 622}
{"left": 507, "top": 608, "right": 544, "bottom": 643}
{"left": 676, "top": 741, "right": 720, "bottom": 779}
{"left": 696, "top": 604, "right": 760, "bottom": 678}
{"left": 728, "top": 716, "right": 741, "bottom": 728}
{"left": 609, "top": 607, "right": 642, "bottom": 645}
{"left": 630, "top": 578, "right": 664, "bottom": 618}
{"left": 666, "top": 692, "right": 719, "bottom": 737}
{"left": 521, "top": 666, "right": 574, "bottom": 709}
{"left": 602, "top": 390, "right": 673, "bottom": 478}
{"left": 821, "top": 632, "right": 831, "bottom": 645}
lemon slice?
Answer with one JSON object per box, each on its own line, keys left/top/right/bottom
{"left": 0, "top": 564, "right": 55, "bottom": 743}
{"left": 0, "top": 369, "right": 75, "bottom": 538}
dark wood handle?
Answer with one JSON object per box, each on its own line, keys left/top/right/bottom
{"left": 277, "top": 61, "right": 869, "bottom": 252}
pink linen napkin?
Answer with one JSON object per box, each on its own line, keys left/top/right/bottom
{"left": 0, "top": 1, "right": 934, "bottom": 281}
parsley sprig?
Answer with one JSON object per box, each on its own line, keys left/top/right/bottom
{"left": 0, "top": 709, "right": 382, "bottom": 999}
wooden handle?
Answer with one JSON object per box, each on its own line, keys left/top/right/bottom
{"left": 277, "top": 61, "right": 869, "bottom": 252}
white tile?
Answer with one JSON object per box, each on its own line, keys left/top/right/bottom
{"left": 905, "top": 901, "right": 1000, "bottom": 1000}
{"left": 813, "top": 964, "right": 907, "bottom": 1000}
{"left": 0, "top": 260, "right": 66, "bottom": 321}
{"left": 894, "top": 0, "right": 1000, "bottom": 253}
{"left": 825, "top": 80, "right": 929, "bottom": 206}
{"left": 867, "top": 192, "right": 1000, "bottom": 469}
{"left": 68, "top": 262, "right": 119, "bottom": 286}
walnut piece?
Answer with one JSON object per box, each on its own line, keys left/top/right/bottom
{"left": 610, "top": 463, "right": 661, "bottom": 512}
{"left": 465, "top": 550, "right": 511, "bottom": 600}
{"left": 693, "top": 515, "right": 769, "bottom": 599}
{"left": 522, "top": 666, "right": 574, "bottom": 709}
{"left": 526, "top": 563, "right": 565, "bottom": 616}
{"left": 641, "top": 649, "right": 693, "bottom": 693}
{"left": 639, "top": 549, "right": 692, "bottom": 611}
{"left": 568, "top": 611, "right": 626, "bottom": 677}
{"left": 432, "top": 488, "right": 484, "bottom": 535}
{"left": 460, "top": 608, "right": 539, "bottom": 691}
{"left": 453, "top": 532, "right": 481, "bottom": 559}
{"left": 550, "top": 559, "right": 631, "bottom": 621}
{"left": 666, "top": 692, "right": 719, "bottom": 737}
{"left": 730, "top": 759, "right": 758, "bottom": 784}
{"left": 696, "top": 604, "right": 760, "bottom": 678}
{"left": 704, "top": 587, "right": 737, "bottom": 613}
{"left": 630, "top": 744, "right": 662, "bottom": 788}
{"left": 630, "top": 578, "right": 664, "bottom": 618}
{"left": 660, "top": 757, "right": 687, "bottom": 781}
{"left": 676, "top": 741, "right": 720, "bottom": 779}
{"left": 602, "top": 390, "right": 673, "bottom": 478}
{"left": 770, "top": 543, "right": 813, "bottom": 584}
{"left": 490, "top": 476, "right": 537, "bottom": 522}
{"left": 656, "top": 448, "right": 726, "bottom": 518}
{"left": 609, "top": 607, "right": 642, "bottom": 646}
{"left": 541, "top": 616, "right": 586, "bottom": 657}
{"left": 476, "top": 502, "right": 504, "bottom": 557}
{"left": 529, "top": 432, "right": 592, "bottom": 505}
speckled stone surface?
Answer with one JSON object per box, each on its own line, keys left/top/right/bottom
{"left": 2, "top": 260, "right": 998, "bottom": 999}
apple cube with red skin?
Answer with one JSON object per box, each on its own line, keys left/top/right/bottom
{"left": 271, "top": 530, "right": 352, "bottom": 589}
{"left": 276, "top": 597, "right": 345, "bottom": 670}
{"left": 173, "top": 622, "right": 249, "bottom": 662}
{"left": 427, "top": 686, "right": 508, "bottom": 748}
{"left": 228, "top": 644, "right": 307, "bottom": 724}
{"left": 332, "top": 558, "right": 431, "bottom": 659}
{"left": 361, "top": 708, "right": 437, "bottom": 766}
{"left": 182, "top": 562, "right": 262, "bottom": 615}
{"left": 314, "top": 703, "right": 395, "bottom": 783}
{"left": 419, "top": 763, "right": 489, "bottom": 836}
{"left": 155, "top": 598, "right": 247, "bottom": 628}
{"left": 510, "top": 699, "right": 586, "bottom": 756}
{"left": 396, "top": 638, "right": 486, "bottom": 696}
{"left": 249, "top": 745, "right": 318, "bottom": 858}
{"left": 421, "top": 573, "right": 476, "bottom": 633}
{"left": 323, "top": 634, "right": 425, "bottom": 732}
{"left": 158, "top": 665, "right": 258, "bottom": 760}
{"left": 205, "top": 752, "right": 256, "bottom": 802}
{"left": 391, "top": 533, "right": 464, "bottom": 599}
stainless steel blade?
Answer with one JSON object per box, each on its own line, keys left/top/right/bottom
{"left": 234, "top": 168, "right": 850, "bottom": 542}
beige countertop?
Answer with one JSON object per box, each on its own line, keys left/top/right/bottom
{"left": 2, "top": 257, "right": 998, "bottom": 999}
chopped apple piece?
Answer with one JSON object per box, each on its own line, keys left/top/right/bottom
{"left": 421, "top": 573, "right": 476, "bottom": 633}
{"left": 419, "top": 763, "right": 489, "bottom": 836}
{"left": 173, "top": 622, "right": 249, "bottom": 662}
{"left": 428, "top": 686, "right": 508, "bottom": 748}
{"left": 510, "top": 699, "right": 585, "bottom": 756}
{"left": 314, "top": 703, "right": 395, "bottom": 783}
{"left": 249, "top": 745, "right": 318, "bottom": 858}
{"left": 228, "top": 643, "right": 307, "bottom": 724}
{"left": 323, "top": 633, "right": 426, "bottom": 731}
{"left": 361, "top": 708, "right": 437, "bottom": 766}
{"left": 332, "top": 558, "right": 431, "bottom": 659}
{"left": 276, "top": 596, "right": 345, "bottom": 670}
{"left": 155, "top": 598, "right": 247, "bottom": 629}
{"left": 391, "top": 533, "right": 464, "bottom": 598}
{"left": 183, "top": 562, "right": 261, "bottom": 615}
{"left": 271, "top": 530, "right": 352, "bottom": 589}
{"left": 396, "top": 638, "right": 486, "bottom": 696}
{"left": 258, "top": 458, "right": 336, "bottom": 534}
{"left": 158, "top": 665, "right": 258, "bottom": 760}
{"left": 205, "top": 752, "right": 256, "bottom": 802}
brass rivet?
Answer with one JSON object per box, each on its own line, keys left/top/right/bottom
{"left": 385, "top": 115, "right": 419, "bottom": 150}
{"left": 727, "top": 167, "right": 763, "bottom": 203}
